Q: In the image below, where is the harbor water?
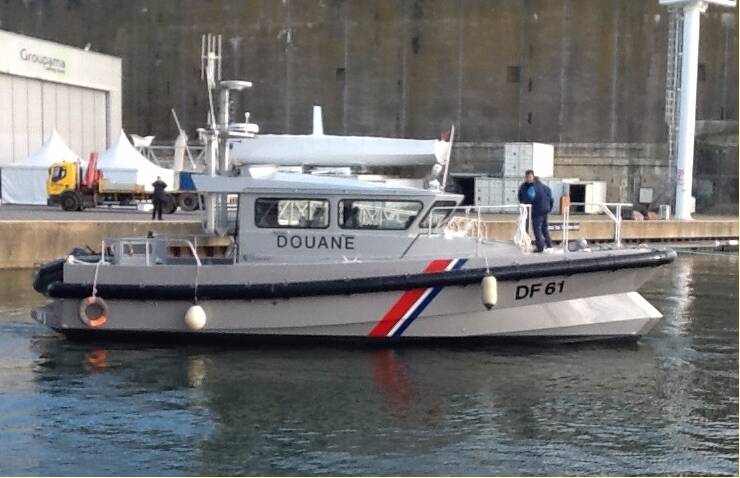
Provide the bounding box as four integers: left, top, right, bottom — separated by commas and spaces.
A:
0, 254, 737, 476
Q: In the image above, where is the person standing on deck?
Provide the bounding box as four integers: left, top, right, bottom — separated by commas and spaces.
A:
151, 176, 168, 221
518, 169, 553, 253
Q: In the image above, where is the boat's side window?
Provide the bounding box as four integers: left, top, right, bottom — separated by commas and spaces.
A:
254, 198, 330, 229
338, 200, 423, 230
419, 200, 458, 229
123, 242, 149, 256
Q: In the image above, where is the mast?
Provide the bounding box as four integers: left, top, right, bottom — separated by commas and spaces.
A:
199, 34, 258, 235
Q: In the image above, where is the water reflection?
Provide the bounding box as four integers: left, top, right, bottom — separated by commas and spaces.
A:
642, 254, 739, 472
28, 336, 698, 475
671, 254, 695, 334
187, 355, 208, 388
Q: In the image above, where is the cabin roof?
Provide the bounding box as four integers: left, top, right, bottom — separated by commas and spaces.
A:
193, 172, 453, 198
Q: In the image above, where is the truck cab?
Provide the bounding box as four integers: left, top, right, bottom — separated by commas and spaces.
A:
47, 162, 79, 196
46, 161, 94, 211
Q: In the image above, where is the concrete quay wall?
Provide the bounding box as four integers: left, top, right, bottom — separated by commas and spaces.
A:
0, 221, 201, 269
1, 1, 736, 144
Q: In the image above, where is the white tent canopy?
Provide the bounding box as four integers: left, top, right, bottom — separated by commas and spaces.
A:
1, 130, 82, 205
98, 131, 174, 192
22, 129, 82, 166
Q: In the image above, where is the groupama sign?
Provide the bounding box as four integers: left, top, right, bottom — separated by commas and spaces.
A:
19, 48, 66, 74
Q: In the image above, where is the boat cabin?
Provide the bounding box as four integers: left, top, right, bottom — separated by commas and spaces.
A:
193, 173, 462, 262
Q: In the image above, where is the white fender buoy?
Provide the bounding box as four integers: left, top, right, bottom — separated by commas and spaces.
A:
482, 275, 497, 310
185, 304, 207, 331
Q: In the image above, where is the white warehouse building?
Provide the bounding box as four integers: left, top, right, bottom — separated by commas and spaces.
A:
0, 30, 121, 166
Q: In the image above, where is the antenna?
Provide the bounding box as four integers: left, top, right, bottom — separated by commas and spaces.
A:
200, 33, 222, 84
201, 34, 222, 127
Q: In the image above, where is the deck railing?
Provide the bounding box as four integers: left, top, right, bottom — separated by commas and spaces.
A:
106, 234, 235, 265
425, 204, 533, 253
426, 201, 633, 253
561, 202, 633, 250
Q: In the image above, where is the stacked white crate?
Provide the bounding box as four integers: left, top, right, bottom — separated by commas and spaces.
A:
473, 143, 555, 209
474, 176, 493, 206
474, 177, 519, 209
502, 178, 521, 206
503, 143, 554, 179
502, 143, 554, 209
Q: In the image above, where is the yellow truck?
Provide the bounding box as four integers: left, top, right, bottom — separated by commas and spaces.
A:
46, 160, 199, 213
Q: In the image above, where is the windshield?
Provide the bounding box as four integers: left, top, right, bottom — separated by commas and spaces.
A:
338, 200, 422, 230
50, 166, 67, 182
419, 200, 458, 229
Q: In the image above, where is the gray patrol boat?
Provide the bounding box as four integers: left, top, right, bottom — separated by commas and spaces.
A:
31, 39, 674, 343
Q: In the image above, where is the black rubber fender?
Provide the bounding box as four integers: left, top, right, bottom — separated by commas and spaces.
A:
47, 249, 676, 301
32, 258, 65, 295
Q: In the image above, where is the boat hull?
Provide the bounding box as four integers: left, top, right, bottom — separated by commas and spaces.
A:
33, 268, 662, 342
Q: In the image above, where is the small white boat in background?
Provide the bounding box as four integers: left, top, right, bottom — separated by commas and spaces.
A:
229, 105, 452, 170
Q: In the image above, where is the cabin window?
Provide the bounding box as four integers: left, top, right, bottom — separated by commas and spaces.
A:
50, 166, 67, 182
419, 200, 458, 229
338, 200, 422, 230
254, 198, 330, 229
123, 242, 150, 256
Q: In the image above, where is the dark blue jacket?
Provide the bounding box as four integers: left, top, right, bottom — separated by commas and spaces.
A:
518, 180, 553, 216
151, 179, 168, 200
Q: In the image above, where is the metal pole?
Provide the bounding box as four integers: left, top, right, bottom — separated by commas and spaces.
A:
312, 105, 324, 135
562, 205, 569, 253
674, 0, 705, 220
441, 125, 455, 191
217, 87, 230, 173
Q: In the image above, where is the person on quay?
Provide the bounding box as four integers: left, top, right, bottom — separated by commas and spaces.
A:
151, 176, 168, 221
518, 169, 553, 253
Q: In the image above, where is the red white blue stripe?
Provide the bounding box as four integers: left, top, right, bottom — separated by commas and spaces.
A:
369, 258, 467, 338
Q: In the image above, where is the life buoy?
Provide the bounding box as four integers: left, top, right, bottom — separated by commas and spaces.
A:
79, 296, 108, 327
